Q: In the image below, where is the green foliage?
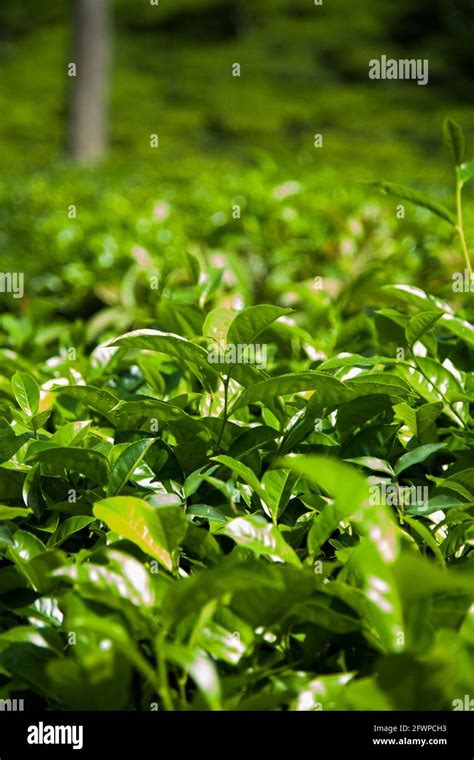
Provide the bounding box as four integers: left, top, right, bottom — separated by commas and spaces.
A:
374, 119, 473, 276
444, 118, 465, 167
372, 181, 456, 226
0, 259, 473, 709
0, 2, 473, 711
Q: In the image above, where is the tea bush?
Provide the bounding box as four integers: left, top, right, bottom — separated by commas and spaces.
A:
0, 119, 473, 711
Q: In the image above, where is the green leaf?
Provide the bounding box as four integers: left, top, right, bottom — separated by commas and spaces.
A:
344, 457, 395, 477
61, 596, 157, 689
399, 357, 467, 424
392, 552, 474, 601
107, 438, 154, 497
182, 523, 223, 564
230, 565, 318, 630
382, 284, 450, 312
221, 515, 301, 566
11, 372, 40, 417
282, 456, 368, 553
0, 525, 15, 547
405, 311, 442, 346
6, 532, 66, 592
291, 599, 361, 634
405, 494, 464, 516
342, 539, 404, 652
163, 559, 285, 625
50, 420, 92, 447
442, 469, 474, 500
394, 443, 447, 476
372, 181, 456, 225
427, 472, 473, 502
203, 307, 236, 344
0, 468, 24, 499
160, 644, 221, 710
0, 431, 31, 464
393, 402, 443, 442
30, 410, 52, 433
187, 504, 229, 523
93, 496, 187, 571
443, 117, 465, 166
346, 373, 412, 400
54, 550, 156, 609
28, 446, 110, 484
439, 313, 474, 348
0, 505, 32, 520
460, 160, 474, 187
47, 654, 132, 711
47, 516, 96, 547
318, 354, 397, 371
227, 305, 292, 345
231, 372, 354, 413
212, 454, 266, 501
197, 620, 247, 665
282, 455, 397, 562
22, 463, 42, 516
291, 672, 360, 711
111, 398, 205, 436
107, 329, 219, 381
0, 644, 56, 699
57, 385, 119, 420
415, 402, 443, 437
0, 626, 54, 650
401, 514, 445, 568
260, 468, 299, 521
227, 426, 279, 460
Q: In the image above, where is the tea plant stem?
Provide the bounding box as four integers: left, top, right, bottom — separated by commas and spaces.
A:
455, 169, 472, 276
156, 640, 175, 711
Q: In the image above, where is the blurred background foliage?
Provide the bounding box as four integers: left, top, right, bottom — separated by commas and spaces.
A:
0, 0, 473, 333
0, 0, 473, 166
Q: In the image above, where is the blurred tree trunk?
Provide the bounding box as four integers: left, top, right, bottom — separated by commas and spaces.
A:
70, 0, 110, 162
